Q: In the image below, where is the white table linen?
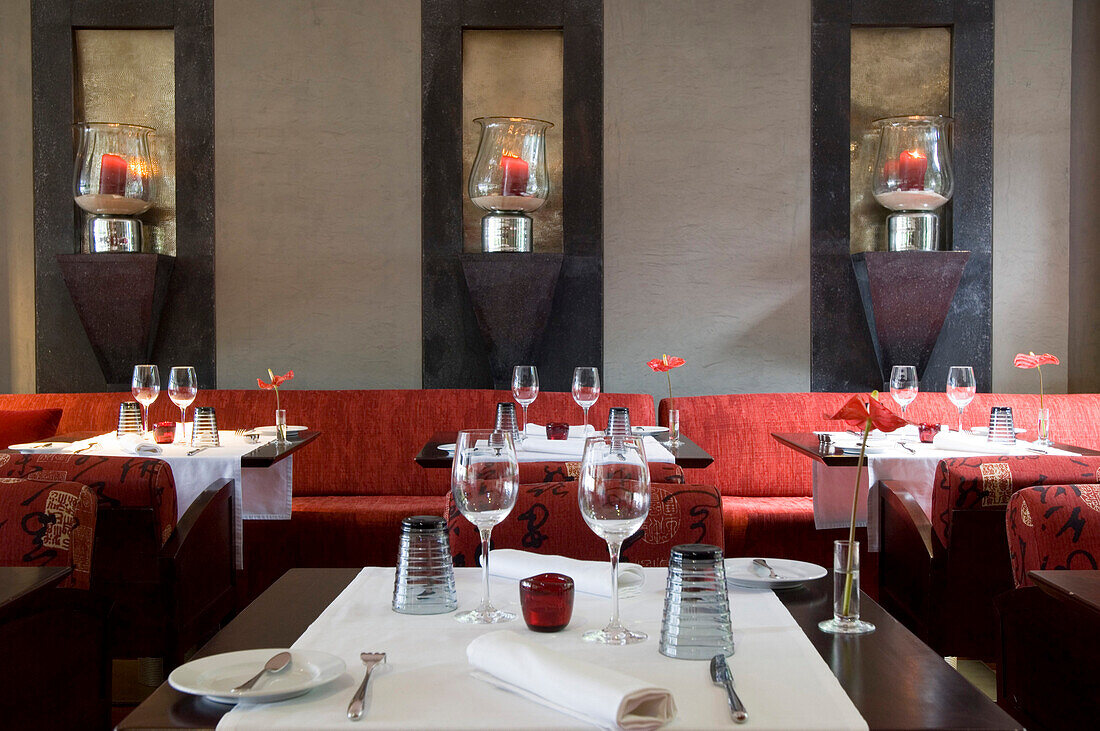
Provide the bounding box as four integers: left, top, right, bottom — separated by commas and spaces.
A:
485, 549, 646, 598
217, 567, 867, 730
515, 433, 676, 464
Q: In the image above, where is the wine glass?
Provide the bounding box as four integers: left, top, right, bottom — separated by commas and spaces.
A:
578, 434, 651, 645
452, 429, 519, 623
131, 364, 160, 436
511, 365, 539, 443
889, 365, 919, 417
946, 366, 976, 432
572, 367, 601, 434
168, 366, 198, 444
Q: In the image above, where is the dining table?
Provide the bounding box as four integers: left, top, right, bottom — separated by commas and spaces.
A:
118, 566, 1019, 730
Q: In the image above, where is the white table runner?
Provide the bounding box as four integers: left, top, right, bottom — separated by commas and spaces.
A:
811, 427, 1077, 550
218, 567, 867, 730
515, 435, 676, 464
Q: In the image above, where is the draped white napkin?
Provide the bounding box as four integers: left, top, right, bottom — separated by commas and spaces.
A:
468, 631, 676, 730
524, 423, 596, 439
117, 433, 163, 455
485, 549, 645, 598
931, 430, 1033, 455
515, 434, 677, 464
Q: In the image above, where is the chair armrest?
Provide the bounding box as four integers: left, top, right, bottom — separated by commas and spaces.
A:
160, 478, 233, 563
880, 480, 933, 560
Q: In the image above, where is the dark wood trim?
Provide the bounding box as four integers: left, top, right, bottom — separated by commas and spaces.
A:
421, 0, 603, 392
31, 0, 215, 392
810, 0, 993, 393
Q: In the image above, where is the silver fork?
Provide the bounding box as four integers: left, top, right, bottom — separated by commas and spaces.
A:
347, 652, 386, 721
73, 441, 98, 454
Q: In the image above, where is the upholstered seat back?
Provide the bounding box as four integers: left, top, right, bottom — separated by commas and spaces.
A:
0, 478, 97, 589
1007, 484, 1100, 587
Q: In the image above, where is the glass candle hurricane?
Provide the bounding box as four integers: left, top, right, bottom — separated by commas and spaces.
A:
871, 116, 953, 212
73, 122, 156, 216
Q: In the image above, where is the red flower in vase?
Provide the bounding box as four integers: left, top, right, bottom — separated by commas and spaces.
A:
258, 369, 294, 411
1013, 352, 1060, 411
647, 354, 685, 412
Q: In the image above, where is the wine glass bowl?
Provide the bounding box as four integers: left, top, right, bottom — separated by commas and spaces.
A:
946, 366, 977, 432
511, 365, 539, 442
131, 364, 160, 436
578, 435, 650, 645
452, 429, 519, 624
571, 367, 601, 434
168, 366, 198, 445
889, 365, 919, 416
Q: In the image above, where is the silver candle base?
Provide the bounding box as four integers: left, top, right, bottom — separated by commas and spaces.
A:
887, 211, 939, 251
86, 216, 144, 253
481, 211, 532, 253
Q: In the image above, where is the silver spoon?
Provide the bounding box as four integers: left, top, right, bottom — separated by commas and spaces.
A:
752, 558, 780, 579
231, 651, 291, 693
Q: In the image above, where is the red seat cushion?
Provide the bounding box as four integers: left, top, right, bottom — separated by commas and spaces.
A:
0, 409, 63, 448
722, 495, 866, 569
1007, 484, 1100, 587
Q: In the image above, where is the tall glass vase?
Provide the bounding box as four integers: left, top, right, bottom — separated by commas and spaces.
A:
819, 540, 875, 634
1037, 408, 1053, 446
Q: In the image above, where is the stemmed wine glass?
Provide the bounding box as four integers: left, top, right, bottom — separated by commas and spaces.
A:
572, 367, 601, 435
452, 429, 519, 623
578, 434, 651, 645
889, 365, 919, 417
946, 366, 976, 432
168, 366, 198, 444
511, 365, 539, 443
131, 364, 160, 437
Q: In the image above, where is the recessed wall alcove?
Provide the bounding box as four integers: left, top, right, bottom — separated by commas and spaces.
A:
422, 0, 603, 392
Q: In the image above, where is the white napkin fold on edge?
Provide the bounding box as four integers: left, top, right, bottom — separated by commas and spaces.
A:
524, 423, 597, 439
517, 436, 587, 457
484, 549, 645, 597
117, 433, 163, 455
467, 630, 676, 731
931, 430, 1027, 455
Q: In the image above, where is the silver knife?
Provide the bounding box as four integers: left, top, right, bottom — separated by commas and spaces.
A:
187, 446, 208, 456
711, 654, 748, 723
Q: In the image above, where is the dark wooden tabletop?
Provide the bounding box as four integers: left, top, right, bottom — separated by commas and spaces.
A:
0, 566, 72, 612
118, 568, 1019, 730
1029, 570, 1100, 616
415, 430, 715, 469
771, 431, 1100, 467
48, 430, 320, 468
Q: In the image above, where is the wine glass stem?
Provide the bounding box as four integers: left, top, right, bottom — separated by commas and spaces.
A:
479, 527, 493, 610
607, 540, 622, 627
521, 404, 529, 433
957, 406, 964, 432
178, 406, 187, 443
142, 404, 149, 435
582, 405, 590, 431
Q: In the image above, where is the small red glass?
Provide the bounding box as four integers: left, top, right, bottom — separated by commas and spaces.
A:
519, 573, 574, 632
153, 421, 176, 444
545, 422, 569, 440
918, 423, 940, 443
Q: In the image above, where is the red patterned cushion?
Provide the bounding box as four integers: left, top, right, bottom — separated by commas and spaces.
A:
0, 409, 63, 449
0, 453, 177, 547
931, 456, 1100, 549
1007, 484, 1100, 587
445, 481, 723, 568
518, 461, 683, 485
0, 478, 97, 589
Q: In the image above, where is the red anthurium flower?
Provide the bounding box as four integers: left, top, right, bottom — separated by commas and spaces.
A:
647, 354, 686, 411
1013, 352, 1059, 369
258, 369, 295, 410
828, 393, 908, 433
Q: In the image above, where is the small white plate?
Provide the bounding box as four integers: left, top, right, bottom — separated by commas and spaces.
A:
252, 425, 308, 436
632, 426, 667, 435
838, 443, 893, 455
971, 426, 1027, 436
7, 441, 67, 453
168, 648, 345, 704
725, 558, 827, 590
437, 443, 456, 452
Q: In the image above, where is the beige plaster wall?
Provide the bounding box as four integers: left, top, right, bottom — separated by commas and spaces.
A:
992, 0, 1073, 395
603, 0, 812, 399
0, 1, 34, 394
213, 0, 422, 389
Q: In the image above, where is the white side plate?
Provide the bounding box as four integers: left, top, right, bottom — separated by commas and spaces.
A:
7, 442, 67, 453
725, 558, 827, 590
168, 648, 345, 704
252, 425, 308, 436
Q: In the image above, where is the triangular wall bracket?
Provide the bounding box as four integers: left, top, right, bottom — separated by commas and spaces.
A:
852, 251, 969, 385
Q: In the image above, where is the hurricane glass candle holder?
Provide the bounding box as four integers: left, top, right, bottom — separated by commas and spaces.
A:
73, 122, 156, 253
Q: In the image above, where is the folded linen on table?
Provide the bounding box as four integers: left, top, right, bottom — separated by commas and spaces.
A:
486, 549, 645, 597
468, 630, 676, 731
514, 434, 676, 464
118, 433, 163, 455
930, 431, 1077, 455
525, 423, 596, 439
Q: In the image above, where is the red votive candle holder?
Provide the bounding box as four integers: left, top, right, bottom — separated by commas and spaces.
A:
519, 573, 574, 632
153, 421, 176, 444
546, 422, 569, 440
918, 423, 940, 443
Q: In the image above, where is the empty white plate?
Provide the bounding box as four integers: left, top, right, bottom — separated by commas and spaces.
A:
252, 425, 308, 436
725, 558, 827, 590
168, 648, 345, 704
437, 443, 456, 452
971, 426, 1026, 436
7, 441, 67, 453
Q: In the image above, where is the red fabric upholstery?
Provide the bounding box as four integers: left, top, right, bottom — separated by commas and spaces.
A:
0, 453, 177, 547
0, 408, 63, 448
931, 455, 1100, 550
0, 478, 97, 589
1007, 484, 1100, 587
445, 481, 724, 567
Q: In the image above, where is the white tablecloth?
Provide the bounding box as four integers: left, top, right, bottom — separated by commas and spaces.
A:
218, 567, 867, 730
53, 431, 292, 567
516, 434, 677, 464
811, 427, 1077, 550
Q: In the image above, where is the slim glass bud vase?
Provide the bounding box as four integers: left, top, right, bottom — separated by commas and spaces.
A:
663, 409, 682, 447
275, 409, 288, 444
1037, 408, 1052, 446
819, 540, 875, 634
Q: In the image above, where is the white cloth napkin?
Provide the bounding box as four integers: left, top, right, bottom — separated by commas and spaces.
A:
485, 549, 645, 597
931, 431, 1029, 455
525, 423, 597, 439
518, 435, 587, 458
117, 433, 163, 455
468, 631, 676, 731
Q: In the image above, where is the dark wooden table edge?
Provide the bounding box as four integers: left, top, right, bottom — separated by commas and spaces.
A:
0, 566, 73, 612
1029, 569, 1100, 615
415, 430, 715, 469
44, 430, 319, 469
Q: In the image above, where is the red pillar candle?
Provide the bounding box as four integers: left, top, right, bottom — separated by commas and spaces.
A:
897, 150, 928, 190
501, 154, 529, 196
98, 153, 128, 196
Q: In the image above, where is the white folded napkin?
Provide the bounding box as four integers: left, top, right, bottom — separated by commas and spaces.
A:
117, 433, 163, 455
468, 631, 676, 731
517, 436, 586, 458
931, 430, 1025, 455
485, 549, 645, 597
524, 423, 597, 439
